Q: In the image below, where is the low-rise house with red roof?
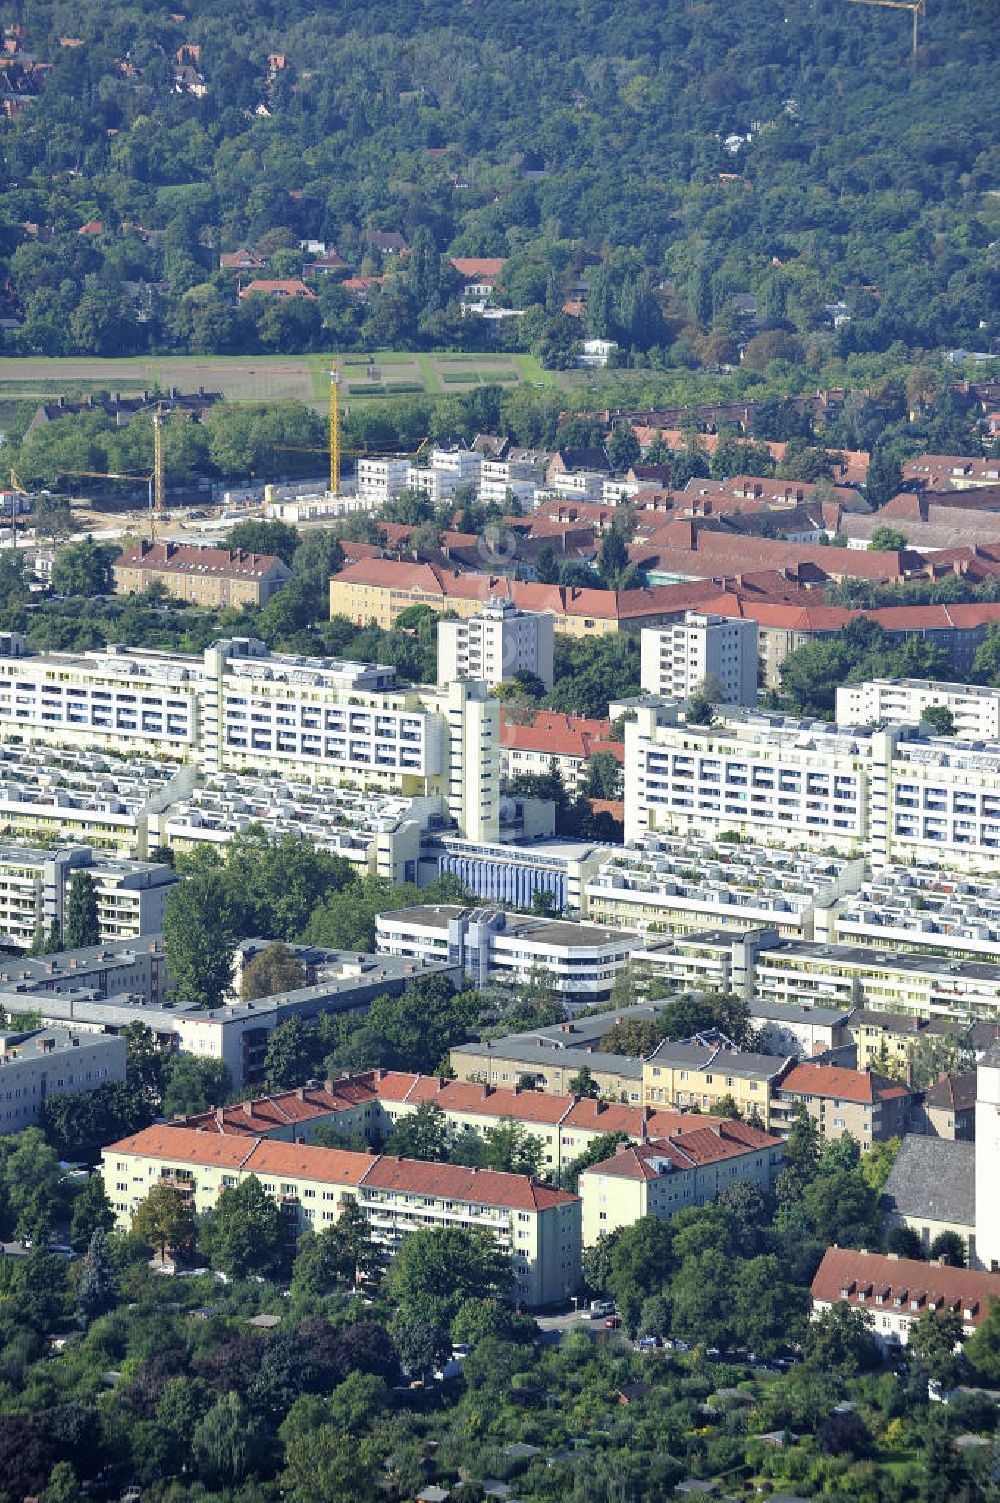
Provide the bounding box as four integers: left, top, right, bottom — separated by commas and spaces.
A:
237, 278, 316, 300
499, 708, 623, 792
220, 248, 268, 272
450, 257, 507, 303
811, 1247, 1000, 1351
113, 541, 291, 609
770, 1061, 911, 1147
578, 1120, 784, 1243
102, 1125, 581, 1304
306, 248, 348, 276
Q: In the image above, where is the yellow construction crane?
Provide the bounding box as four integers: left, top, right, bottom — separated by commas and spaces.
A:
848, 0, 925, 56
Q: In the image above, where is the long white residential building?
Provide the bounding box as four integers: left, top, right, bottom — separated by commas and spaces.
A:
640, 614, 759, 707
624, 702, 1000, 868
437, 599, 554, 691
837, 678, 1000, 738
375, 903, 637, 1002
636, 925, 1000, 1024
0, 636, 501, 844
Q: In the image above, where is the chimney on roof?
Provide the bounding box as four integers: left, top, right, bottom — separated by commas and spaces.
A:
243, 1100, 254, 1116
215, 1107, 224, 1124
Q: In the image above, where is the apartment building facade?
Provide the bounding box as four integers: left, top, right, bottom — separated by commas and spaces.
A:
811, 1247, 1000, 1351
113, 542, 291, 608
578, 1122, 783, 1244
638, 924, 1000, 1026
836, 678, 1000, 738
500, 710, 622, 795
641, 1041, 790, 1128
0, 638, 500, 843
102, 1127, 581, 1306
0, 844, 176, 949
639, 613, 759, 707
770, 1061, 910, 1147
437, 600, 554, 691
625, 702, 1000, 868
0, 1026, 125, 1132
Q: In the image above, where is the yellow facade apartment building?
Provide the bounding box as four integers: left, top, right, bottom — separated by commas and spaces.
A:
114, 542, 291, 608
103, 1125, 581, 1307
578, 1122, 783, 1245
329, 558, 698, 639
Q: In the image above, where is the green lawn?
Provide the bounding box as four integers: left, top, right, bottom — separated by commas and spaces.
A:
0, 348, 579, 414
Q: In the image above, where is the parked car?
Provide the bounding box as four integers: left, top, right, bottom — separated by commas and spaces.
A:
604, 1315, 621, 1329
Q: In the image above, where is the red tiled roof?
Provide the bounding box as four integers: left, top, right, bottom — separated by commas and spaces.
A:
376, 1073, 573, 1125
184, 1079, 378, 1135
777, 1063, 909, 1105
114, 542, 287, 581
812, 1247, 1000, 1327
362, 1155, 577, 1212
500, 709, 624, 764
450, 257, 506, 280
220, 249, 266, 270
243, 1139, 375, 1185
582, 1120, 780, 1181
238, 278, 317, 299
105, 1126, 259, 1168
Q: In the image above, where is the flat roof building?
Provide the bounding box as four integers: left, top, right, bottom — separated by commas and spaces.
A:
0, 1025, 125, 1132
375, 904, 637, 1003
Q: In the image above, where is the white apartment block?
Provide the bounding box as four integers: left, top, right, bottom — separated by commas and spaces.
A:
837, 679, 1000, 739
406, 448, 482, 504
832, 866, 1000, 961
355, 457, 411, 507
546, 470, 606, 501
103, 1127, 581, 1306
478, 453, 550, 508
0, 844, 176, 949
624, 704, 885, 849
625, 702, 1000, 869
375, 903, 636, 1001
437, 600, 554, 691
0, 638, 500, 843
640, 614, 759, 707
0, 1026, 126, 1132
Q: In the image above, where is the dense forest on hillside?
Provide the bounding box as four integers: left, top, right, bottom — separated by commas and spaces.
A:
0, 0, 996, 361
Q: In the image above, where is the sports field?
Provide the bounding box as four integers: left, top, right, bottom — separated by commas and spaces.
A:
0, 351, 576, 409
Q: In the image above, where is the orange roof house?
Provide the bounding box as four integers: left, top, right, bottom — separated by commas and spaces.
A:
238, 278, 316, 300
